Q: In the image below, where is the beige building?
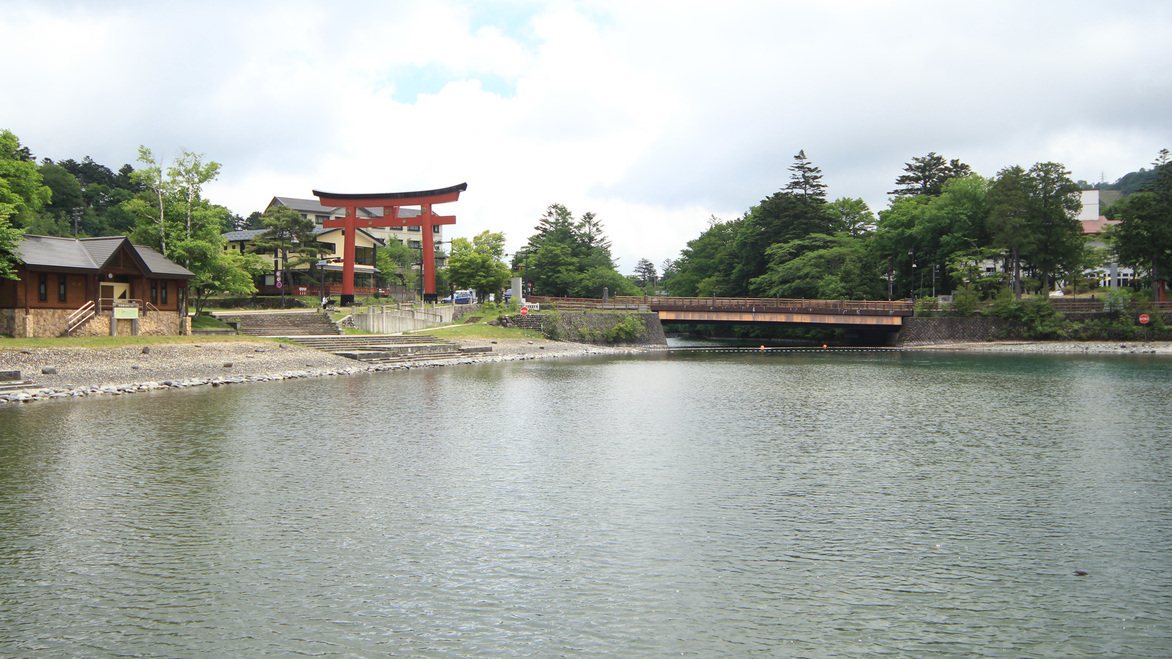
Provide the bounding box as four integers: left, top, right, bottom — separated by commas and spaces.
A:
266, 196, 443, 252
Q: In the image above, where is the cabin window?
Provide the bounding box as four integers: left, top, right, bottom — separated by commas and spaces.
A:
58, 275, 67, 302
150, 280, 158, 305
38, 274, 47, 302
161, 281, 168, 305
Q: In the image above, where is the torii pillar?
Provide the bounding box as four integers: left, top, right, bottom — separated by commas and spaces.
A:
314, 183, 467, 305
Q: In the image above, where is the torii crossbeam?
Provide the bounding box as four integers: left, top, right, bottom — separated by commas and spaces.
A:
314, 183, 467, 304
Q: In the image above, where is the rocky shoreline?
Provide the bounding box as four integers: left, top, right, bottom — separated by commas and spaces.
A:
908, 340, 1172, 354
3, 338, 1167, 405
0, 339, 635, 405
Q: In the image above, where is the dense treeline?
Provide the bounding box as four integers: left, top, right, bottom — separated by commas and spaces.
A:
658, 149, 1172, 305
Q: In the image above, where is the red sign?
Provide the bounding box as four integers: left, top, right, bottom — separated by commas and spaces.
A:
520, 306, 529, 316
1139, 313, 1150, 325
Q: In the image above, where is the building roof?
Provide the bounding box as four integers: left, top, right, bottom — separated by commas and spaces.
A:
15, 235, 194, 279
223, 226, 385, 246
269, 196, 422, 219
1081, 217, 1121, 235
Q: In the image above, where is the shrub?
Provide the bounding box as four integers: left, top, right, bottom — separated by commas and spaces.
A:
948, 286, 981, 316
603, 314, 644, 342
914, 297, 939, 315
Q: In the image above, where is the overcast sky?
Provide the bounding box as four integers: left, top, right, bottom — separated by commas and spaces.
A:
3, 0, 1170, 272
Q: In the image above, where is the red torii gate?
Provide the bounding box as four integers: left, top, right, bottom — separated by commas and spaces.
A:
313, 183, 467, 304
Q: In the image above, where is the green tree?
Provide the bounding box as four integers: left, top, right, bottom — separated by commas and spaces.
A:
249, 205, 323, 300
188, 243, 269, 316
986, 165, 1031, 298
873, 174, 989, 298
375, 238, 417, 287
0, 216, 22, 280
444, 230, 511, 301
633, 257, 657, 290
35, 162, 83, 236
828, 197, 876, 237
1112, 149, 1172, 299
1021, 162, 1084, 294
521, 204, 630, 297
890, 152, 973, 197
785, 149, 828, 201
750, 233, 883, 300
128, 146, 172, 254
0, 130, 52, 227
168, 151, 223, 245
664, 215, 741, 296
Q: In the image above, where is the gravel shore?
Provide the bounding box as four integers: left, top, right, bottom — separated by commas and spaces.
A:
908, 340, 1172, 354
0, 338, 636, 404
3, 338, 1166, 404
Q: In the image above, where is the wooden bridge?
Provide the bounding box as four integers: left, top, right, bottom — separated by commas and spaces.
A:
528, 296, 914, 329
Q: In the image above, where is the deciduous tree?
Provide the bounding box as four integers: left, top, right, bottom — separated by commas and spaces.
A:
444, 230, 511, 301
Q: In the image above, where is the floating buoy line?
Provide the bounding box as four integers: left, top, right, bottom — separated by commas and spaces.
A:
654, 346, 903, 354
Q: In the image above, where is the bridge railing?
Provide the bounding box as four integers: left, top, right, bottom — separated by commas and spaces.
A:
615, 295, 914, 313
528, 295, 913, 313
526, 296, 648, 311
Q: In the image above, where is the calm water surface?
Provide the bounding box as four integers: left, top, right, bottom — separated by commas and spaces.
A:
1, 349, 1170, 657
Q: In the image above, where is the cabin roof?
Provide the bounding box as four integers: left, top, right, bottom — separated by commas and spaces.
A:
15, 235, 194, 279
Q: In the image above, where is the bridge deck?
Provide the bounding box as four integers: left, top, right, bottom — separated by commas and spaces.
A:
529, 296, 912, 328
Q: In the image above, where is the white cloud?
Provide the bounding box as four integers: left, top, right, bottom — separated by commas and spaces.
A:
2, 0, 1170, 274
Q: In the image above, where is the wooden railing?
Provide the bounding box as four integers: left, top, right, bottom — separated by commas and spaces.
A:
529, 295, 914, 313
66, 300, 96, 335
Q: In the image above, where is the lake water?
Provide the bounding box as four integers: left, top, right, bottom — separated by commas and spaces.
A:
1, 348, 1170, 657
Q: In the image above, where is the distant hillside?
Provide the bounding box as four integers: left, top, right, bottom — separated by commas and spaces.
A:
1100, 168, 1158, 196
1080, 165, 1159, 216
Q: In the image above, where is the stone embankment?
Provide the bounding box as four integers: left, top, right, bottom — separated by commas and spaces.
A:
1, 339, 634, 405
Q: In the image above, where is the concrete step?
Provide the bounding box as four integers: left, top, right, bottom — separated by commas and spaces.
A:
213, 310, 341, 337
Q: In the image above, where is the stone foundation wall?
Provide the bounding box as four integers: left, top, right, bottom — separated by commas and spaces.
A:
1, 308, 186, 338
0, 309, 14, 337
896, 316, 1005, 345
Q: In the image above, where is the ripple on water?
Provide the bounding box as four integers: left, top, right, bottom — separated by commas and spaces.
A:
1, 352, 1171, 656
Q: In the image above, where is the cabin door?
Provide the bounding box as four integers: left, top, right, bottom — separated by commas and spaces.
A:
101, 283, 130, 301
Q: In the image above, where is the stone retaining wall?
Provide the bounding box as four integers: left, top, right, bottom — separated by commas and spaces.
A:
896, 316, 1005, 345
546, 312, 667, 346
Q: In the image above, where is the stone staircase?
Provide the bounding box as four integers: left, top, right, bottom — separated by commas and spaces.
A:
285, 334, 492, 366
515, 313, 548, 332
212, 310, 341, 336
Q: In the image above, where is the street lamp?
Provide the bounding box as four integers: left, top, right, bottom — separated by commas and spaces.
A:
280, 233, 299, 309
909, 249, 917, 302
316, 257, 341, 307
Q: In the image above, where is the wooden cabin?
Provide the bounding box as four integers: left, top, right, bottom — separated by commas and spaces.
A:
0, 235, 194, 338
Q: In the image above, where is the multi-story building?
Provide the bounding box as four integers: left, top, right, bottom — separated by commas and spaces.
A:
266, 196, 443, 253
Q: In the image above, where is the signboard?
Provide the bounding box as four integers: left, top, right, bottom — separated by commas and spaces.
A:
1139, 313, 1150, 325
275, 271, 283, 289
520, 306, 529, 316
114, 306, 139, 320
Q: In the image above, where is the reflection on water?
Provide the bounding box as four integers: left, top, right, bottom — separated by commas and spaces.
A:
2, 351, 1171, 656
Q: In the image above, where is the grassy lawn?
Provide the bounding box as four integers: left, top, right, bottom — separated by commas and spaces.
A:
412, 324, 543, 341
